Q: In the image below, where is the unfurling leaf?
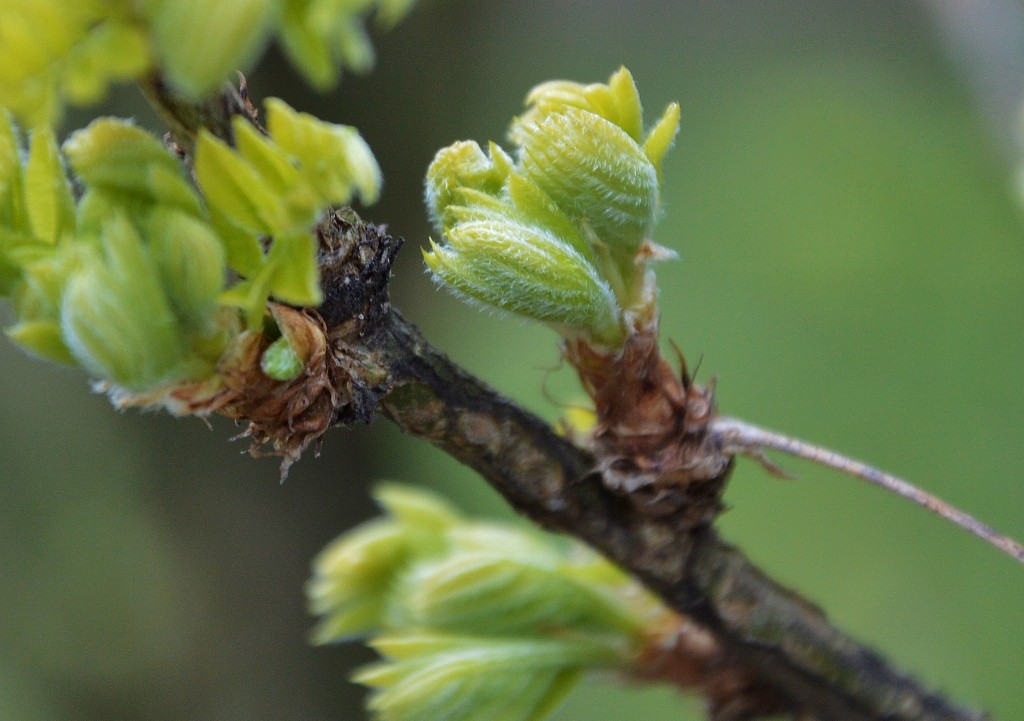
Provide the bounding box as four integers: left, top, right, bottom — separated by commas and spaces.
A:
423, 220, 622, 345
309, 485, 669, 721
60, 214, 186, 389
423, 68, 680, 346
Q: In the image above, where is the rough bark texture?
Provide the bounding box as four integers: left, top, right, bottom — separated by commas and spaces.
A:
139, 77, 988, 721
369, 308, 983, 721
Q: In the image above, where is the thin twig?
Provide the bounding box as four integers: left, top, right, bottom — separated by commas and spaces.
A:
711, 416, 1024, 564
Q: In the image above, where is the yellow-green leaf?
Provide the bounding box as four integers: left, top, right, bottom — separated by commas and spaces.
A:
194, 130, 288, 234
265, 98, 381, 206
139, 0, 277, 97
147, 208, 226, 330
5, 319, 76, 365
23, 127, 74, 244
265, 231, 322, 306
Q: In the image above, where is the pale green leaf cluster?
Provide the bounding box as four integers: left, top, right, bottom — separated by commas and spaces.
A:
424, 67, 680, 346
0, 113, 236, 388
0, 0, 416, 127
0, 102, 379, 391
197, 98, 381, 320
0, 0, 150, 127
309, 484, 666, 721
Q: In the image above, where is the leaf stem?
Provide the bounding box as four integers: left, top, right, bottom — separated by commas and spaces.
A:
711, 416, 1024, 564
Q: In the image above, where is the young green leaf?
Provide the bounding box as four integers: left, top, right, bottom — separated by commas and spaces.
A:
60, 214, 187, 389
310, 485, 670, 721
63, 118, 202, 216
23, 127, 75, 245
138, 0, 277, 97
423, 220, 622, 344
357, 635, 615, 721
195, 129, 291, 235
277, 0, 417, 90
147, 208, 227, 331
265, 98, 381, 206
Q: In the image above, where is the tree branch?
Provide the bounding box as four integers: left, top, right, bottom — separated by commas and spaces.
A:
369, 309, 982, 721
137, 76, 987, 721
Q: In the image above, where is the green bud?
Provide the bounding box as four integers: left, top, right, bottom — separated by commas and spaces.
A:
423, 220, 623, 345
400, 550, 644, 636
309, 520, 413, 642
521, 66, 644, 142
60, 214, 185, 389
425, 140, 513, 228
259, 334, 303, 381
514, 106, 659, 257
309, 484, 457, 642
139, 0, 276, 97
423, 68, 680, 344
310, 485, 669, 721
509, 67, 679, 263
256, 303, 323, 381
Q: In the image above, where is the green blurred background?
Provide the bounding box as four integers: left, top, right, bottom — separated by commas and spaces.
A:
2, 1, 1022, 719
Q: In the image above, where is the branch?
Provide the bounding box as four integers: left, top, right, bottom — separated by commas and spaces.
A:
137, 77, 987, 721
369, 309, 982, 721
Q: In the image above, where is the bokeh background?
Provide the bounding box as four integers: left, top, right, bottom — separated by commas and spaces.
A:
2, 1, 1023, 719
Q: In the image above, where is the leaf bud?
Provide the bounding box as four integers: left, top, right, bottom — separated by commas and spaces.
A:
309, 485, 457, 642
514, 106, 659, 260
63, 118, 203, 217
356, 634, 617, 721
423, 219, 622, 345
425, 140, 513, 228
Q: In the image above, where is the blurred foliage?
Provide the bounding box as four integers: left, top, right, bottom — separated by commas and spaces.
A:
1, 2, 1022, 721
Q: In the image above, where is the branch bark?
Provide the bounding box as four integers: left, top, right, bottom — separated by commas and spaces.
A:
139, 76, 987, 721
369, 308, 982, 721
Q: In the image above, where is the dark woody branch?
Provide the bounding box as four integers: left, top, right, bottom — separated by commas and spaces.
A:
309, 209, 982, 720
369, 307, 982, 721
141, 77, 987, 721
